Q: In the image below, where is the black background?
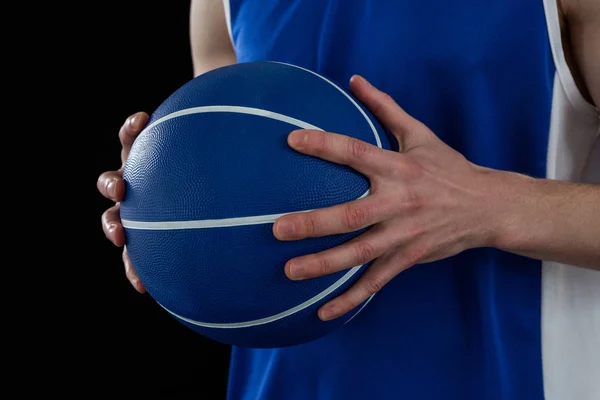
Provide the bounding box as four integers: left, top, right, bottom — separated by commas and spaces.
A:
82, 1, 231, 395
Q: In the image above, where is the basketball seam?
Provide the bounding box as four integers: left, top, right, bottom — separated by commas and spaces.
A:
123, 63, 381, 330
123, 63, 381, 229
270, 61, 382, 148
159, 264, 365, 328
140, 105, 323, 135
122, 190, 370, 229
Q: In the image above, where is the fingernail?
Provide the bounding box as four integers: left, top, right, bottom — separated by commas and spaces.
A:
287, 260, 306, 280
320, 304, 336, 321
130, 278, 141, 291
276, 220, 295, 238
288, 130, 306, 149
357, 75, 371, 86
106, 179, 116, 198
129, 113, 141, 130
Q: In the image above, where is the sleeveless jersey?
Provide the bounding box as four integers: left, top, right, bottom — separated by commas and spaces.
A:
220, 1, 600, 399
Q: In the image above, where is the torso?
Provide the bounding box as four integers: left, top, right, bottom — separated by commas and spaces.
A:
221, 1, 600, 399
558, 0, 592, 104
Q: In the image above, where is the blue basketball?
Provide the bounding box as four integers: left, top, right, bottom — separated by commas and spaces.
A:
121, 61, 394, 348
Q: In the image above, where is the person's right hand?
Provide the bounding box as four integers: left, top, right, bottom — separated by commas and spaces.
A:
98, 111, 149, 293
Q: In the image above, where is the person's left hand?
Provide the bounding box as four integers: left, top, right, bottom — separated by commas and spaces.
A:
273, 75, 499, 321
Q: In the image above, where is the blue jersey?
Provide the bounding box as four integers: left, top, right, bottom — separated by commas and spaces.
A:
222, 1, 600, 399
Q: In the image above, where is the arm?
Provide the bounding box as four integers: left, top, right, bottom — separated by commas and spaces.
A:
189, 0, 237, 77
236, 0, 599, 321
98, 0, 237, 293
271, 73, 599, 320
485, 170, 600, 269
489, 0, 600, 269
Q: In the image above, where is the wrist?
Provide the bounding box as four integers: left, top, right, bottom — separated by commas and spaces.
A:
469, 166, 538, 251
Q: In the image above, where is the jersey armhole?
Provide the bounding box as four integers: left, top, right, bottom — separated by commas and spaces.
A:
542, 0, 599, 120
222, 0, 234, 47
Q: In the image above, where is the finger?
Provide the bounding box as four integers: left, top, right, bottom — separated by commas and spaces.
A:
101, 203, 125, 247
285, 224, 391, 280
123, 247, 146, 293
119, 112, 149, 164
287, 129, 394, 177
273, 193, 393, 241
349, 75, 432, 151
318, 245, 427, 321
97, 170, 125, 202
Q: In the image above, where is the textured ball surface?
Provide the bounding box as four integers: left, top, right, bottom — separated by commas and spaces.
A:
121, 61, 393, 348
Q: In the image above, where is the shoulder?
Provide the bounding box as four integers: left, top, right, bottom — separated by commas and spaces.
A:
560, 0, 600, 24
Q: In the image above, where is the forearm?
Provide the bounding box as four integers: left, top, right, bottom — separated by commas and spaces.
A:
483, 169, 600, 269
193, 54, 237, 77
189, 0, 237, 77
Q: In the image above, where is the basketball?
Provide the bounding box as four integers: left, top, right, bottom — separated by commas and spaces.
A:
120, 61, 394, 348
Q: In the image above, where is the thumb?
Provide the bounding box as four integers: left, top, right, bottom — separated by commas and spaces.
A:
350, 75, 434, 151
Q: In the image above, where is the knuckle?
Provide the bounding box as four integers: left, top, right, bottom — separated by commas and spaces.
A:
102, 204, 120, 225
343, 204, 369, 230
364, 278, 384, 295
372, 93, 395, 114
312, 131, 328, 153
405, 222, 424, 237
120, 114, 143, 143
303, 215, 319, 236
354, 241, 376, 263
317, 256, 333, 276
126, 113, 141, 130
124, 263, 136, 280
381, 92, 395, 105
402, 159, 424, 180
402, 190, 423, 210
408, 246, 429, 265
97, 171, 107, 184
102, 206, 113, 222
97, 174, 108, 193
118, 125, 130, 144
97, 171, 118, 187
101, 210, 109, 227
341, 294, 361, 312
347, 138, 370, 160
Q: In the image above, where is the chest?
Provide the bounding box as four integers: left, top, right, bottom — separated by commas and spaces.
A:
228, 0, 551, 83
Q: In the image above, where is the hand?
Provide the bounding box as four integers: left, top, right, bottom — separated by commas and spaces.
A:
273, 76, 497, 321
98, 112, 149, 293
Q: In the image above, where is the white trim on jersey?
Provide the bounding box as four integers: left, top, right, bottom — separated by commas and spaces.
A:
221, 1, 600, 397
222, 0, 234, 46
542, 1, 600, 400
